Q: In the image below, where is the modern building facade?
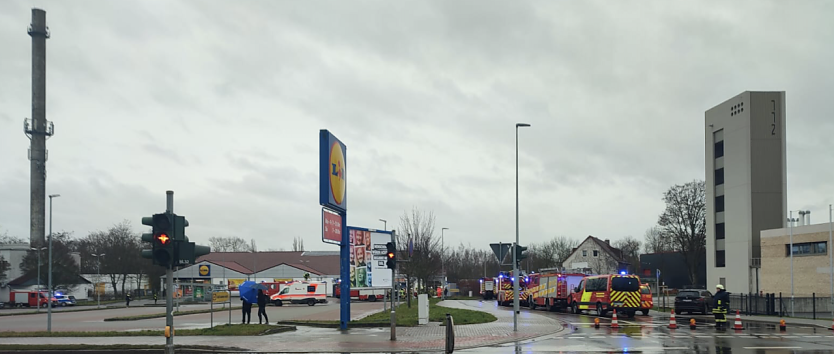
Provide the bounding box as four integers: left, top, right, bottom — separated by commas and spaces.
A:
705, 91, 787, 295
760, 221, 833, 296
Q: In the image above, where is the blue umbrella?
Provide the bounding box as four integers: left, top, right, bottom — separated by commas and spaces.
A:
238, 281, 266, 304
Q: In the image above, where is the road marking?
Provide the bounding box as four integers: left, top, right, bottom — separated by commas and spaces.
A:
744, 347, 802, 350
588, 336, 606, 339
695, 335, 712, 338
803, 336, 821, 338
568, 336, 585, 339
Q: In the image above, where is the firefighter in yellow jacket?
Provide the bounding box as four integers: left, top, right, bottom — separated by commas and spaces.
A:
712, 284, 730, 330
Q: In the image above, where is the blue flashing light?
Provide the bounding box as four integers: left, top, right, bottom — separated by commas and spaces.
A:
524, 277, 529, 282
620, 271, 627, 275
511, 277, 515, 282
479, 279, 483, 283
499, 274, 504, 279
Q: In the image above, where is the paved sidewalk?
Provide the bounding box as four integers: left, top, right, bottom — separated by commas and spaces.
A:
0, 300, 564, 353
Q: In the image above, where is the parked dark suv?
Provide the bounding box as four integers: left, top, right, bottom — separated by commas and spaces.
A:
674, 289, 713, 314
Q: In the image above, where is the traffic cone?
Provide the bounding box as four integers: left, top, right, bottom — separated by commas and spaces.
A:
594, 318, 600, 329
668, 309, 677, 329
829, 318, 833, 331
779, 319, 787, 331
733, 310, 743, 330
690, 318, 697, 330
611, 309, 620, 329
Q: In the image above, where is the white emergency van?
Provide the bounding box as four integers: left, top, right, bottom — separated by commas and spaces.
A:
270, 281, 327, 306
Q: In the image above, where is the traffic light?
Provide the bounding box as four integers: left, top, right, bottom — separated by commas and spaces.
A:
174, 233, 211, 267
141, 213, 174, 267
385, 242, 396, 269
514, 244, 528, 266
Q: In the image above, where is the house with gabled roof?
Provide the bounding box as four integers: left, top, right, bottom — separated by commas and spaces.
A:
561, 236, 629, 275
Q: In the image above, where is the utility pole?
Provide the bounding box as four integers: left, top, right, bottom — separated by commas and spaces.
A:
165, 191, 175, 354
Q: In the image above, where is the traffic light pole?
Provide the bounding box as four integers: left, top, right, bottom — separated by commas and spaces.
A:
165, 191, 175, 354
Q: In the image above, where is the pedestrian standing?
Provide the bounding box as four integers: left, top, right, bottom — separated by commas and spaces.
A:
257, 289, 269, 324
241, 297, 252, 324
153, 292, 158, 305
713, 284, 730, 330
125, 293, 131, 308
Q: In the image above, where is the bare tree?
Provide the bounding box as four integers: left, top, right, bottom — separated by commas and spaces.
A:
19, 232, 80, 291
613, 236, 642, 274
208, 236, 253, 252
657, 180, 706, 285
0, 255, 10, 282
643, 226, 673, 254
395, 207, 442, 294
292, 237, 305, 252
77, 221, 142, 296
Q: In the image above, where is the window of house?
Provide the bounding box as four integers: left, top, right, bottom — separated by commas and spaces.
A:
716, 223, 725, 240
786, 241, 828, 256
715, 196, 725, 212
593, 250, 599, 257
715, 168, 724, 185
714, 141, 724, 158
582, 250, 587, 257
715, 250, 725, 267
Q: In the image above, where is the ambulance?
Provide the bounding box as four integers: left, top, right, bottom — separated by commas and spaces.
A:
270, 281, 327, 306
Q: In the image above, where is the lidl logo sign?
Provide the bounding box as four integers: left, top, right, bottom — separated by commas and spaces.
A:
319, 130, 347, 212
199, 264, 211, 277
329, 142, 346, 205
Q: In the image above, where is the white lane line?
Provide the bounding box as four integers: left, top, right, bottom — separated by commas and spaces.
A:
803, 336, 821, 338
568, 336, 585, 339
744, 347, 802, 350
588, 336, 606, 339
695, 335, 712, 338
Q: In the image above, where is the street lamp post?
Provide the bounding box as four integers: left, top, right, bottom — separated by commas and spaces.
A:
829, 204, 833, 319
91, 254, 105, 308
30, 246, 47, 313
514, 122, 531, 332
441, 227, 449, 299
47, 193, 60, 333
379, 219, 387, 231
788, 211, 797, 317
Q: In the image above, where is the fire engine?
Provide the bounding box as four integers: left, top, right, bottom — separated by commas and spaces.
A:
525, 270, 586, 312
496, 272, 530, 307
479, 277, 495, 300
569, 273, 642, 317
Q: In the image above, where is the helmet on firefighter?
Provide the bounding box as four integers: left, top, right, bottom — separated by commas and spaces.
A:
715, 284, 724, 290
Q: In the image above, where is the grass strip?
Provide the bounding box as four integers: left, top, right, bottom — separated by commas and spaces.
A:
0, 305, 129, 317
0, 323, 295, 337
104, 306, 242, 321
279, 298, 497, 328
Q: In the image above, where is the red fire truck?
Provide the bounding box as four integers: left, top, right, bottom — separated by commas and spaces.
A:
9, 291, 57, 308
525, 271, 586, 312
496, 272, 530, 307
479, 277, 495, 300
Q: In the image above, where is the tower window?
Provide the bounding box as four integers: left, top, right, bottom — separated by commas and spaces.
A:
714, 141, 724, 158
716, 223, 725, 240
715, 196, 725, 212
715, 168, 724, 185
716, 250, 726, 267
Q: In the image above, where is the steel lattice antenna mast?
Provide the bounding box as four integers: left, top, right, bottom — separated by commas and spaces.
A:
24, 8, 54, 247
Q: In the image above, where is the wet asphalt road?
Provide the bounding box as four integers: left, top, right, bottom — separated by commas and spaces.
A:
461, 302, 834, 353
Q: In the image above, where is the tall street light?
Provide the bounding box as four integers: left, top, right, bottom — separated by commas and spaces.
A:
47, 193, 60, 333
30, 246, 47, 313
91, 253, 105, 309
788, 211, 798, 317
441, 227, 449, 299
379, 219, 387, 231
829, 204, 833, 319
514, 122, 530, 332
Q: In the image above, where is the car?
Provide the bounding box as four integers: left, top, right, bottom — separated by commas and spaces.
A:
54, 295, 76, 306
674, 289, 713, 315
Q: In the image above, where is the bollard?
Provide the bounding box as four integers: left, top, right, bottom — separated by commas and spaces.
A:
390, 310, 396, 341
445, 313, 455, 353
690, 318, 696, 330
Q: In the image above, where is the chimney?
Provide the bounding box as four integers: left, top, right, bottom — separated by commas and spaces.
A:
806, 211, 811, 225
798, 211, 806, 226
604, 239, 610, 245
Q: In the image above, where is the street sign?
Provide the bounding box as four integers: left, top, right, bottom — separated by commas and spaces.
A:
322, 208, 342, 245
212, 291, 230, 303
490, 242, 511, 265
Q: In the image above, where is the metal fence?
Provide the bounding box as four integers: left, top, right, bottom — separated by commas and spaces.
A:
727, 293, 833, 320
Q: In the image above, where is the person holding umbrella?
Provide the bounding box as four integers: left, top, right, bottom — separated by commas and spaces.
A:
241, 297, 252, 324
257, 289, 269, 324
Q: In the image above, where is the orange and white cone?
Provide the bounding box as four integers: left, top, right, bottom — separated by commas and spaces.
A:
668, 309, 677, 329
611, 309, 619, 329
733, 310, 743, 330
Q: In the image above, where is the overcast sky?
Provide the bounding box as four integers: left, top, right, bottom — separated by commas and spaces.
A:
1, 0, 833, 253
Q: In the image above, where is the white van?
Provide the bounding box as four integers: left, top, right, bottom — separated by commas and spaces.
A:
270, 281, 327, 306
